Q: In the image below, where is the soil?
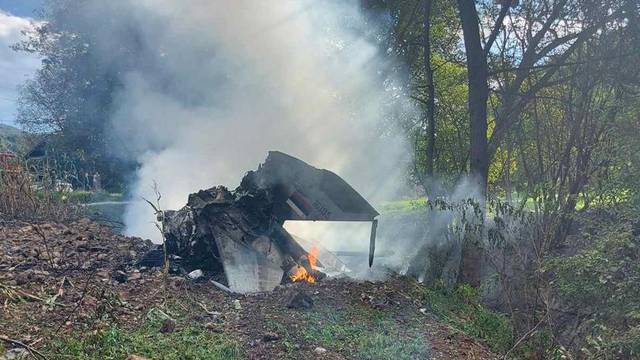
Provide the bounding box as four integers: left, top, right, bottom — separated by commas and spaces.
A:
0, 219, 496, 359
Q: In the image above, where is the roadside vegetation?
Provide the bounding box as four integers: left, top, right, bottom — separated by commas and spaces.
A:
46, 321, 243, 360
420, 283, 513, 354
6, 280, 509, 360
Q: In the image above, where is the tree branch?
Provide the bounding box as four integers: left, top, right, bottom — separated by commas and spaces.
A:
484, 1, 513, 57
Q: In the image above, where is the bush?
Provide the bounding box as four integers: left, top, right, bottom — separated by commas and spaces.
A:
0, 161, 79, 221
545, 209, 640, 358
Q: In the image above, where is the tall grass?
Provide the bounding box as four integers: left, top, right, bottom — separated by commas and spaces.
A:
0, 160, 79, 221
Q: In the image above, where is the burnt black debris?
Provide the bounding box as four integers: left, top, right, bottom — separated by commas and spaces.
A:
160, 151, 379, 293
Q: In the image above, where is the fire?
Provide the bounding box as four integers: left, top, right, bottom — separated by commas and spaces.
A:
290, 265, 316, 283
308, 246, 319, 269
289, 247, 320, 283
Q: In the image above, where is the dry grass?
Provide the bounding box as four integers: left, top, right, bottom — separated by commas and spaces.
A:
0, 161, 79, 221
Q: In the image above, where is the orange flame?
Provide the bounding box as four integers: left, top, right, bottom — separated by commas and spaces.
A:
289, 247, 320, 283
308, 246, 319, 269
290, 265, 316, 283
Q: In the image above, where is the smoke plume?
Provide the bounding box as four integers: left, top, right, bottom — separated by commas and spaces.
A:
82, 1, 418, 241
40, 0, 490, 282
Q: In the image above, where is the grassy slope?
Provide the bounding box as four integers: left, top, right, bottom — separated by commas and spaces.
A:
40, 280, 509, 360
45, 317, 244, 360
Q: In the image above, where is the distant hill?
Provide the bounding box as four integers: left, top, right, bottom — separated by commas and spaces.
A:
0, 123, 29, 154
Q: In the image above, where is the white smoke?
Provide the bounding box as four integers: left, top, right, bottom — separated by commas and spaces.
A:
92, 1, 417, 241
286, 177, 484, 281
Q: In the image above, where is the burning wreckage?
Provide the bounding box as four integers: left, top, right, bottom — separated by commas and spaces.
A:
155, 151, 379, 293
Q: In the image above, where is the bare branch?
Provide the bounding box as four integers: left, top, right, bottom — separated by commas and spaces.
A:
484, 1, 513, 56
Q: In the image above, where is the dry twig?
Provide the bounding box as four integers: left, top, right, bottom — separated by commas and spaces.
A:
0, 283, 67, 307
32, 225, 56, 271
502, 312, 549, 359
54, 271, 95, 334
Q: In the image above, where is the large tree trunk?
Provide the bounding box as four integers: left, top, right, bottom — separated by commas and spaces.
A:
456, 0, 490, 287
457, 0, 490, 195
423, 0, 436, 178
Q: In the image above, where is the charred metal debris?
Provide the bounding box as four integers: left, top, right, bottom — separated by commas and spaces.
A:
145, 151, 379, 293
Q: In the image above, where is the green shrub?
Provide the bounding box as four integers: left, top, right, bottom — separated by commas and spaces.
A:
545, 212, 640, 358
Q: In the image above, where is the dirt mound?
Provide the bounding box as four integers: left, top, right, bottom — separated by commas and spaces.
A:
0, 219, 160, 338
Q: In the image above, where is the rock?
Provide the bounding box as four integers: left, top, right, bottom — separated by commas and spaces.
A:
261, 332, 281, 342
187, 269, 203, 280
233, 299, 242, 310
286, 290, 313, 310
314, 347, 327, 355
159, 319, 176, 333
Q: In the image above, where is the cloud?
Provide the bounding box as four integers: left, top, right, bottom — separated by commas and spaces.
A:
0, 10, 41, 125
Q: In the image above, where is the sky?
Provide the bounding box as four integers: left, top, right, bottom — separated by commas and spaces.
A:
0, 0, 44, 126
0, 0, 43, 17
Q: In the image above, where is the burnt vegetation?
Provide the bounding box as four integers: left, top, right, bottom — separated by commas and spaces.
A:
1, 0, 640, 359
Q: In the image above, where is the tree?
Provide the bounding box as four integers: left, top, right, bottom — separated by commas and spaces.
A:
456, 0, 490, 194
13, 1, 136, 190
365, 0, 468, 185
455, 0, 633, 193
